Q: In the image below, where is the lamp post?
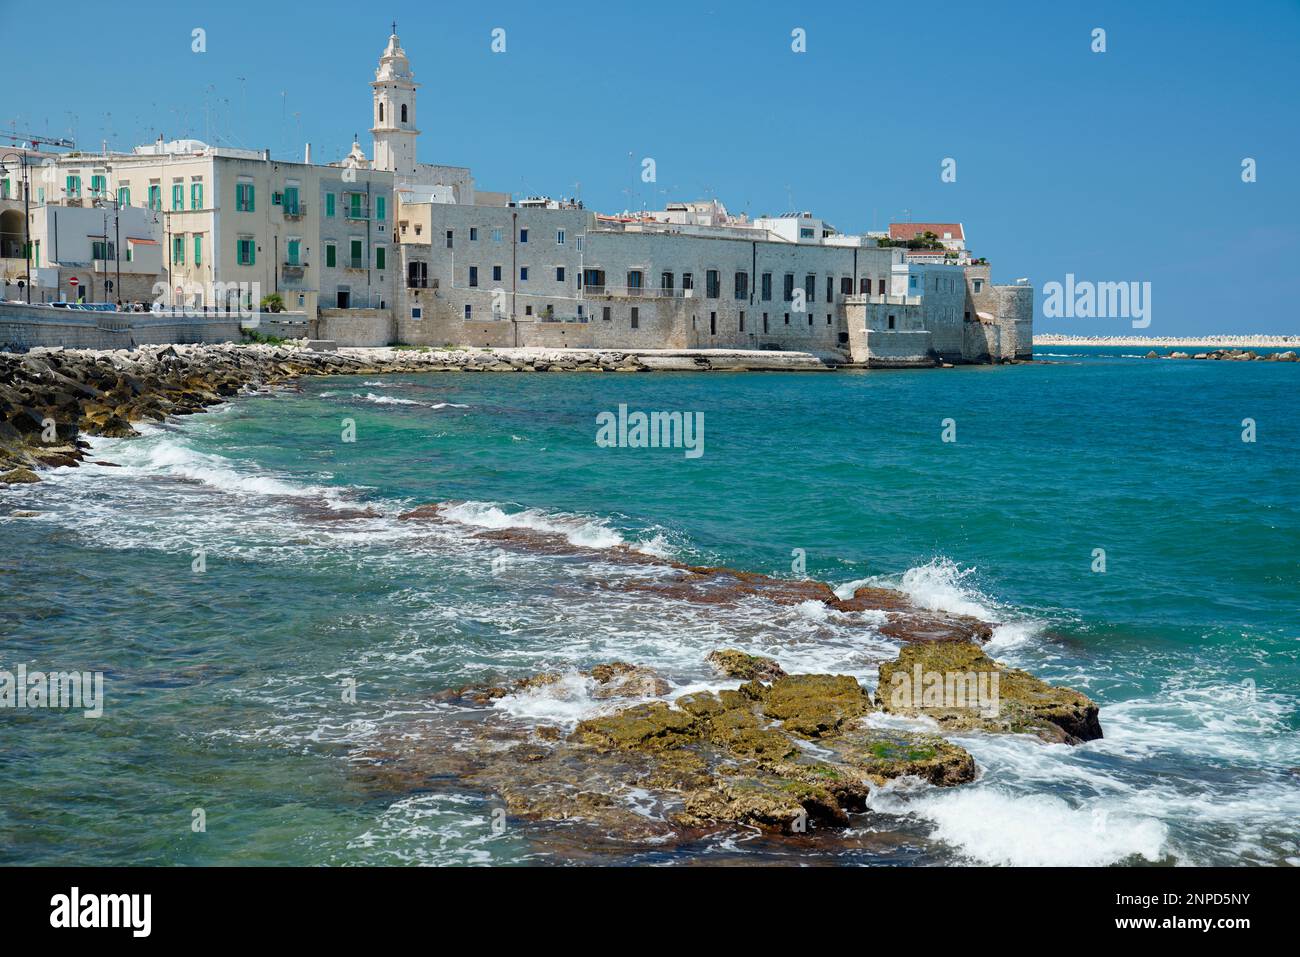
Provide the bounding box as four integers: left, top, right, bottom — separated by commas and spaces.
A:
1, 149, 32, 303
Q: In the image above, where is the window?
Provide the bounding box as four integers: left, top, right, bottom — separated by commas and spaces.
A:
90, 174, 106, 197
631, 307, 640, 328
283, 185, 299, 214
491, 228, 502, 243
0, 179, 8, 199
556, 266, 565, 282
827, 313, 832, 324
236, 182, 254, 211
783, 274, 794, 301
682, 272, 694, 292
840, 277, 853, 296
805, 274, 816, 303
189, 181, 203, 210
909, 275, 918, 290
878, 279, 885, 294
739, 311, 745, 331
627, 270, 643, 292
602, 306, 611, 321
376, 196, 386, 221
800, 227, 815, 239
66, 175, 82, 198
492, 265, 502, 282
469, 266, 479, 287
375, 246, 386, 270
286, 239, 301, 266
706, 269, 720, 298
411, 306, 422, 320
763, 313, 769, 333
446, 230, 453, 249
973, 279, 984, 293
860, 277, 870, 295
172, 183, 184, 211
661, 271, 674, 292
784, 313, 790, 325
237, 238, 255, 265
557, 229, 565, 245
761, 273, 772, 301
401, 104, 408, 123
465, 304, 472, 320
525, 305, 533, 316
379, 102, 384, 122
349, 193, 364, 218
325, 193, 335, 217
172, 235, 185, 264
520, 266, 529, 281
888, 315, 895, 330
194, 234, 202, 266
826, 276, 834, 302
117, 186, 130, 207
350, 239, 363, 268
710, 312, 716, 335
325, 243, 336, 268
91, 240, 115, 260
470, 227, 478, 241
519, 228, 528, 243
734, 271, 749, 300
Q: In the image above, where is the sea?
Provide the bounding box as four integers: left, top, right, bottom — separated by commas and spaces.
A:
2, 345, 1296, 866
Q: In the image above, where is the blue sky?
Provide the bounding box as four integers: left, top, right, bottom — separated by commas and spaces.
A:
3, 0, 1297, 334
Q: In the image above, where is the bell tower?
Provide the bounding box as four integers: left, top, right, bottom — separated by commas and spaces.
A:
370, 26, 420, 176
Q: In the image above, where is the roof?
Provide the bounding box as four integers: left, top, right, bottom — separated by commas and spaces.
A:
889, 222, 964, 242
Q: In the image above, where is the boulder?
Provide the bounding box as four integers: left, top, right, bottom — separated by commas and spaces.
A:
706, 648, 787, 681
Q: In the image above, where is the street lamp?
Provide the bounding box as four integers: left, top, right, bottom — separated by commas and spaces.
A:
96, 163, 123, 309
1, 150, 32, 303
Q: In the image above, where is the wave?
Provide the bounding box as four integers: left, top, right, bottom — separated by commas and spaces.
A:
439, 500, 628, 550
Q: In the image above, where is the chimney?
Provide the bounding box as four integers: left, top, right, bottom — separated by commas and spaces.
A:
304, 142, 312, 165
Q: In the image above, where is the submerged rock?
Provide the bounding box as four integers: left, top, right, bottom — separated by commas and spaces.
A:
877, 642, 1103, 743
0, 467, 40, 484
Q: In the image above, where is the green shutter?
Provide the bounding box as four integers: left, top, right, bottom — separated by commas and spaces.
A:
118, 186, 130, 206
376, 196, 386, 220
194, 235, 202, 265
325, 193, 335, 217
287, 240, 300, 265
376, 246, 385, 270
326, 245, 336, 267
351, 239, 362, 263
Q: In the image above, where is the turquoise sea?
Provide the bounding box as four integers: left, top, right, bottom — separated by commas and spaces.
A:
2, 346, 1297, 866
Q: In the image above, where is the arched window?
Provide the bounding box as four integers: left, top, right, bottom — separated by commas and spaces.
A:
379, 102, 384, 122
401, 104, 408, 123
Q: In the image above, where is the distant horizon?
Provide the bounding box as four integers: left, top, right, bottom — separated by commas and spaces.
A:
7, 0, 1298, 335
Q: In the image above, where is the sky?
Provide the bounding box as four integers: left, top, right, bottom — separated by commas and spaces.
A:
2, 0, 1297, 335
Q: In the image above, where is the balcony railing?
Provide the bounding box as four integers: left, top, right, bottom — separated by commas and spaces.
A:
344, 206, 370, 220
346, 258, 366, 269
282, 203, 308, 220
583, 285, 689, 299
406, 277, 430, 288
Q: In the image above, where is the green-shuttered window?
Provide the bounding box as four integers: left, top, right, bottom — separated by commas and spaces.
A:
66, 175, 81, 198
350, 239, 362, 267
375, 196, 386, 221
325, 193, 335, 217
90, 174, 106, 197
237, 238, 255, 265
349, 193, 363, 218
117, 186, 130, 207
148, 185, 161, 210
287, 239, 300, 266
171, 184, 183, 210
172, 236, 185, 264
283, 186, 299, 215
194, 234, 202, 266
325, 244, 336, 267
375, 246, 385, 270
236, 182, 254, 212
191, 182, 203, 210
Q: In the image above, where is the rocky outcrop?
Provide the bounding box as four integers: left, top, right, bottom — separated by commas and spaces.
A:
706, 648, 787, 681
877, 641, 1102, 744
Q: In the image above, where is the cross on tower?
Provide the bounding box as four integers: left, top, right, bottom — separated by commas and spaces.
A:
392, 21, 397, 35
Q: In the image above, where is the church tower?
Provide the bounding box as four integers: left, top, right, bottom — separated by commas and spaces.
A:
370, 27, 420, 176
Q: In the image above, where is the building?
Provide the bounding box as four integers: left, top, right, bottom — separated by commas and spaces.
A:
3, 29, 1031, 364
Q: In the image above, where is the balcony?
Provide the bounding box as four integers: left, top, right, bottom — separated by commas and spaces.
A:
282, 262, 308, 278
343, 206, 370, 221
346, 258, 366, 270
282, 203, 308, 220
406, 277, 430, 289
583, 285, 687, 299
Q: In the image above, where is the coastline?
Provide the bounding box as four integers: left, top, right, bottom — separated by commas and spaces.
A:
1034, 334, 1300, 348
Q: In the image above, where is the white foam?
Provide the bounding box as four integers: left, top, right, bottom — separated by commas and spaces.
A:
872, 785, 1168, 866
440, 500, 626, 550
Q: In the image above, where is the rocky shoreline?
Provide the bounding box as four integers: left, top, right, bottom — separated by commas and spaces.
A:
0, 343, 664, 481
1036, 334, 1300, 349
1142, 348, 1297, 362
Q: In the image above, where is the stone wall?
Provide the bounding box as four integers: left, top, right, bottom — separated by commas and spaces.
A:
318, 308, 393, 347
0, 302, 241, 351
